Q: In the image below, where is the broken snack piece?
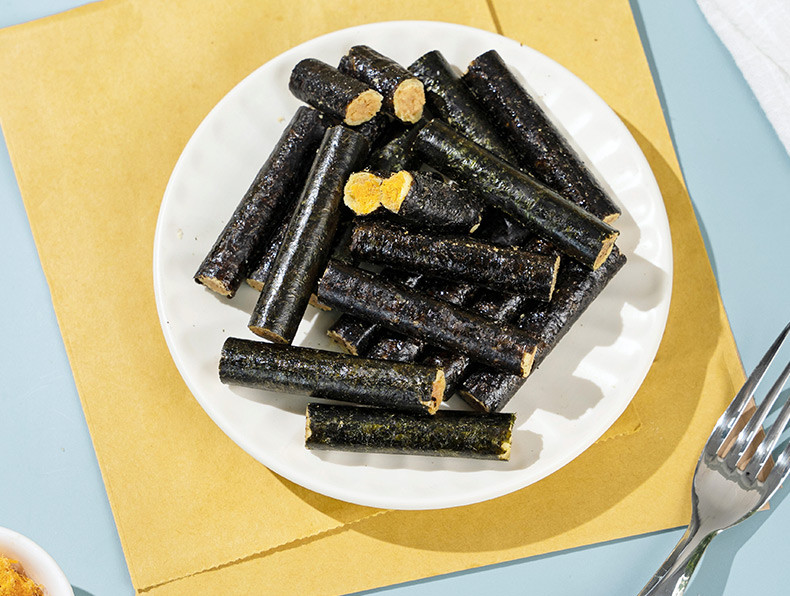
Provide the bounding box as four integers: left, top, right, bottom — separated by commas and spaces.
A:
344, 170, 482, 232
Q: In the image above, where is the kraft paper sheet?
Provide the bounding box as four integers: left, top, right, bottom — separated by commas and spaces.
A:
0, 0, 744, 593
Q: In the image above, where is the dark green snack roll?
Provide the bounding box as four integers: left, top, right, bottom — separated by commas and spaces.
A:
344, 169, 483, 233
365, 121, 423, 174
344, 112, 391, 146
366, 334, 424, 363
326, 268, 424, 355
305, 402, 515, 460
394, 240, 558, 399
462, 49, 621, 223
349, 220, 559, 299
289, 58, 383, 126
194, 106, 327, 297
408, 50, 517, 163
316, 259, 538, 377
379, 170, 482, 233
248, 126, 368, 343
326, 313, 381, 356
245, 214, 289, 291
219, 338, 445, 414
363, 276, 477, 363
473, 208, 532, 247
414, 119, 619, 270
339, 45, 425, 123
458, 245, 627, 412
418, 348, 470, 398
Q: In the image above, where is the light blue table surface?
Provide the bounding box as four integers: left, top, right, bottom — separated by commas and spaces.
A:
2, 1, 790, 595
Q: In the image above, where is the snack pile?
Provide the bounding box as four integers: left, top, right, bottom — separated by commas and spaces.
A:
193, 46, 626, 460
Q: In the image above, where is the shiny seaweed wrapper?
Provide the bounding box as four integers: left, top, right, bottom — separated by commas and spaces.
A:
362, 275, 478, 364
380, 170, 482, 233
305, 402, 514, 460
194, 106, 327, 297
408, 49, 517, 163
414, 119, 618, 271
418, 348, 470, 398
220, 338, 444, 414
366, 334, 425, 363
316, 259, 537, 377
289, 58, 382, 126
349, 220, 559, 299
327, 313, 381, 356
246, 214, 289, 291
326, 267, 424, 355
339, 45, 425, 123
459, 245, 628, 412
365, 121, 423, 174
462, 49, 621, 224
248, 126, 368, 343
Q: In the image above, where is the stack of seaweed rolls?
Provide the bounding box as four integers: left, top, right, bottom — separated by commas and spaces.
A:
194, 45, 627, 461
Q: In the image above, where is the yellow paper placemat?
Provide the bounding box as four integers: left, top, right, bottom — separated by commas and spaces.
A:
0, 0, 743, 594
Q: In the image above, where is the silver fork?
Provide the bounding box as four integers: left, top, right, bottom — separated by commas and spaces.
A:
638, 321, 790, 596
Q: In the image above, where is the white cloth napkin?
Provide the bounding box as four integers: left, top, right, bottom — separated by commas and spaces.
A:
697, 0, 790, 156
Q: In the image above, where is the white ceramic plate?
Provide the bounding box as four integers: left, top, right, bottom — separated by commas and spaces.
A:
0, 527, 74, 596
153, 21, 672, 510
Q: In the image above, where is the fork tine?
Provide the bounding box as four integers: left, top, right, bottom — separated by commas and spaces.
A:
725, 358, 790, 470
761, 434, 790, 501
742, 362, 790, 479
706, 321, 790, 457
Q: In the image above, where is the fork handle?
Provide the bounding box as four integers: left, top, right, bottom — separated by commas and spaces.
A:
636, 521, 719, 596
